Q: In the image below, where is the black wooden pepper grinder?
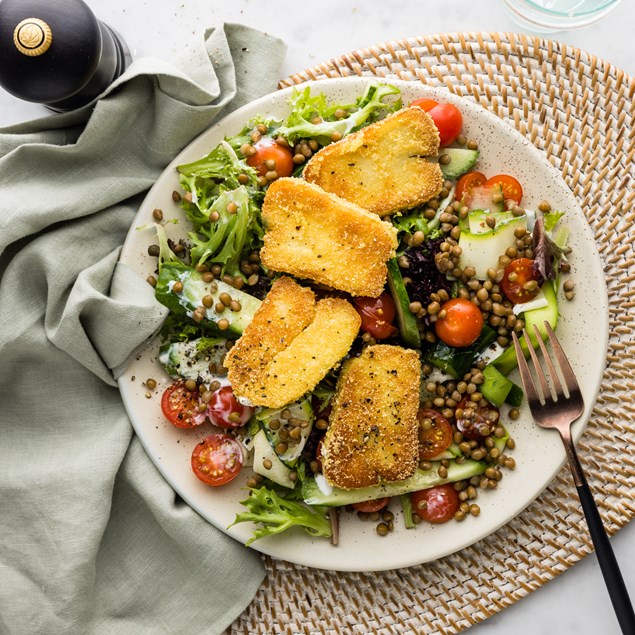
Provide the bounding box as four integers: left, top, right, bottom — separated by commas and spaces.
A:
0, 0, 131, 111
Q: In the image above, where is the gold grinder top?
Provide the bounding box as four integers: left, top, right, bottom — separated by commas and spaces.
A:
13, 18, 52, 57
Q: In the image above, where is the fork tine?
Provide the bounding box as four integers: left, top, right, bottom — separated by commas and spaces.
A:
522, 328, 551, 403
533, 324, 564, 399
544, 321, 583, 400
511, 331, 540, 404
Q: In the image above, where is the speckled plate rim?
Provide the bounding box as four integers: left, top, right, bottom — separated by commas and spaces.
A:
117, 76, 608, 572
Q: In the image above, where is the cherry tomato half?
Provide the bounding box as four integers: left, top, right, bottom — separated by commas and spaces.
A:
500, 258, 540, 305
191, 434, 243, 486
434, 298, 483, 348
455, 171, 487, 203
412, 484, 460, 524
484, 174, 523, 205
418, 409, 453, 460
409, 98, 439, 111
353, 292, 398, 340
246, 139, 294, 178
352, 497, 390, 513
410, 98, 463, 147
455, 397, 500, 441
161, 381, 205, 429
208, 386, 253, 429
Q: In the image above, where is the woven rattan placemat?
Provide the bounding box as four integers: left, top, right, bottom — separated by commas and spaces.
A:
228, 32, 635, 634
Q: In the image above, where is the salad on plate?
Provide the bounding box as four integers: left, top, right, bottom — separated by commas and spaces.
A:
141, 82, 573, 546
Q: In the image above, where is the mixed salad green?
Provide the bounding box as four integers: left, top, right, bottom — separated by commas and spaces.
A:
144, 82, 571, 545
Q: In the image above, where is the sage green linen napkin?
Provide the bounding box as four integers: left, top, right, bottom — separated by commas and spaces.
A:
0, 23, 286, 635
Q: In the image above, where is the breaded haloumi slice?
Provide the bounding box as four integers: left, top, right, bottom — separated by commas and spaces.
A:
256, 297, 361, 408
321, 345, 421, 490
303, 107, 444, 216
260, 178, 398, 297
225, 278, 360, 408
225, 276, 316, 397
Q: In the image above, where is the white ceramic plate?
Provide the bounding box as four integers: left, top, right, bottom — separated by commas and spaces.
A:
118, 77, 608, 571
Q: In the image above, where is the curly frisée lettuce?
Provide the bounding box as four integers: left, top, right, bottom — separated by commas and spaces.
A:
153, 221, 181, 270
229, 485, 332, 545
225, 114, 281, 153
178, 140, 258, 190
187, 186, 264, 274
177, 141, 264, 276
276, 82, 402, 145
391, 211, 429, 238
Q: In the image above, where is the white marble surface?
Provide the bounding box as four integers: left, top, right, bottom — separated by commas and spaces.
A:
1, 1, 634, 633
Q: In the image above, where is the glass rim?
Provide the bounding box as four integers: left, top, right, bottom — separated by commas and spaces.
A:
522, 0, 621, 18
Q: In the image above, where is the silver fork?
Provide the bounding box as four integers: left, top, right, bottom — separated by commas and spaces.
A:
512, 322, 635, 634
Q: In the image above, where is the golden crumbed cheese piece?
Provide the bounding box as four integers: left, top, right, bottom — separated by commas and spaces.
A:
225, 276, 316, 396
256, 298, 361, 408
321, 345, 421, 490
260, 178, 398, 297
225, 278, 361, 408
303, 107, 444, 217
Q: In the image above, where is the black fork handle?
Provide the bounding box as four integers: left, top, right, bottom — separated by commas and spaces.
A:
562, 433, 635, 634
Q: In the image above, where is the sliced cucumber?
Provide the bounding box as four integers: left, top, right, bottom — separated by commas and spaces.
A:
458, 215, 527, 280
524, 281, 559, 338
158, 338, 227, 382
493, 281, 559, 376
155, 263, 261, 337
386, 258, 421, 348
439, 148, 479, 181
494, 425, 510, 453
301, 459, 487, 507
467, 210, 517, 235
505, 383, 524, 407
427, 442, 462, 461
257, 398, 314, 467
252, 429, 295, 489
400, 494, 416, 529
480, 363, 523, 408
